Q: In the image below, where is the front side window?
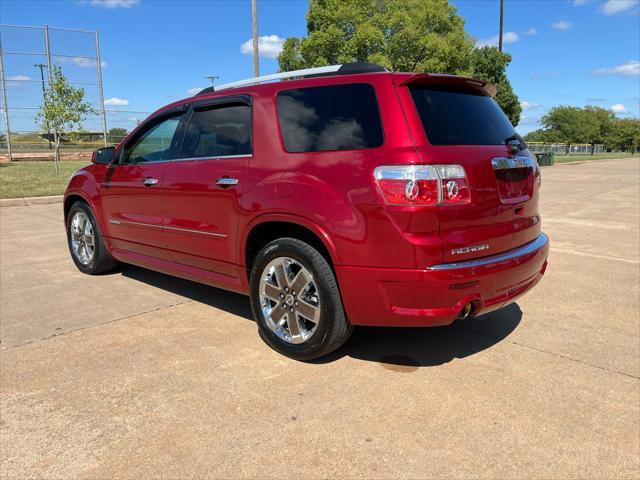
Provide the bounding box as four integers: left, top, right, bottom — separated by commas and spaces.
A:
180, 104, 252, 159
276, 83, 383, 153
122, 114, 183, 164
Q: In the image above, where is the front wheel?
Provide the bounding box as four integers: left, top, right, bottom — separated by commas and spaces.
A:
66, 201, 117, 275
249, 238, 352, 361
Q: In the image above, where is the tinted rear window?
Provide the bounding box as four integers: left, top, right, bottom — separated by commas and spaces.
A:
410, 86, 516, 145
276, 83, 383, 153
180, 104, 251, 158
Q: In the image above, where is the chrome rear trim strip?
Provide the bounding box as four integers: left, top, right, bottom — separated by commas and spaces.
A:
109, 219, 227, 238
491, 156, 535, 170
427, 233, 548, 271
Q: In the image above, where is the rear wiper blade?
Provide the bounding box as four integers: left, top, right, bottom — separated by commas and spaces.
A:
504, 134, 527, 152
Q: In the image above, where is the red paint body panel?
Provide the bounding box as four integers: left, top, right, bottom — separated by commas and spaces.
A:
64, 70, 548, 327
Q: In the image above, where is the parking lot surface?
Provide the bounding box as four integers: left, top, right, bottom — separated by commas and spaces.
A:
1, 158, 639, 479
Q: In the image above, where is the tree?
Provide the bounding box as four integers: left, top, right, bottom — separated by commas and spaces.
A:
36, 65, 95, 171
278, 0, 475, 75
539, 105, 614, 153
609, 118, 640, 153
470, 47, 521, 125
107, 127, 128, 144
278, 0, 522, 125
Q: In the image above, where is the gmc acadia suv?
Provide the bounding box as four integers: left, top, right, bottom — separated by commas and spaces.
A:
64, 62, 549, 360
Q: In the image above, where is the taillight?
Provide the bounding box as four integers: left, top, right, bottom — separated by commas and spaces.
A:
435, 165, 470, 205
374, 165, 470, 206
374, 166, 439, 206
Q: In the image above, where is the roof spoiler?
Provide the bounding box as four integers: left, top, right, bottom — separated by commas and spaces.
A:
396, 73, 497, 97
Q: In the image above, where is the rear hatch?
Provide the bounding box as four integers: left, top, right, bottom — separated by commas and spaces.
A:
407, 80, 541, 263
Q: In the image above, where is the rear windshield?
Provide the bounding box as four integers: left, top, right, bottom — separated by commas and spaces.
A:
410, 86, 517, 145
276, 83, 383, 153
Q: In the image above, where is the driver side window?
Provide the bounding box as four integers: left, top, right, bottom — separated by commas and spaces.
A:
122, 114, 183, 164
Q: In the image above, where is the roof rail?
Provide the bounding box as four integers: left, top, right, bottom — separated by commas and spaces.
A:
206, 62, 387, 93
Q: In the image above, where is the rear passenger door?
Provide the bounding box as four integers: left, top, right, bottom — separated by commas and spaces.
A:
161, 96, 252, 277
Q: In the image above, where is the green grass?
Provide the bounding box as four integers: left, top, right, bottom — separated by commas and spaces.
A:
552, 152, 639, 163
0, 161, 89, 199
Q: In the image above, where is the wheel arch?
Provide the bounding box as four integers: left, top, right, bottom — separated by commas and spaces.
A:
242, 215, 340, 275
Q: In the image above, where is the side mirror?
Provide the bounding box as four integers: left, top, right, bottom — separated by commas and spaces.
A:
92, 146, 115, 164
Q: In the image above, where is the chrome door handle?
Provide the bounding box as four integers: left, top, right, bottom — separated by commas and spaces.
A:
216, 178, 239, 186
143, 178, 159, 186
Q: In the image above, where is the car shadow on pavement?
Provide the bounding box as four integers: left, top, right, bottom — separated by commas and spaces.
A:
316, 303, 523, 368
120, 265, 255, 320
120, 265, 521, 368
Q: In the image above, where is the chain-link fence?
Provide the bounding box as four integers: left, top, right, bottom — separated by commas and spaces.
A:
527, 142, 604, 155
0, 23, 150, 161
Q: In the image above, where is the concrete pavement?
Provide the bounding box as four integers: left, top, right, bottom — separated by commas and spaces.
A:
1, 158, 638, 479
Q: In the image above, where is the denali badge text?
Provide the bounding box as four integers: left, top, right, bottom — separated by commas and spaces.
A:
451, 244, 490, 255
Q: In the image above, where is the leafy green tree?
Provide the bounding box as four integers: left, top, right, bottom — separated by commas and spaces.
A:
279, 0, 475, 74
278, 0, 522, 125
609, 118, 640, 153
539, 105, 614, 153
470, 47, 521, 125
37, 65, 95, 171
107, 127, 128, 144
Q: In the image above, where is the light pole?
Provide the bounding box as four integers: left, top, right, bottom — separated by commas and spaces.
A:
498, 0, 504, 52
205, 75, 219, 86
34, 63, 52, 150
252, 0, 259, 77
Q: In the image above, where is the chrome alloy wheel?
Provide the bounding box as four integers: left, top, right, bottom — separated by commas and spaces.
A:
259, 257, 321, 344
70, 211, 95, 265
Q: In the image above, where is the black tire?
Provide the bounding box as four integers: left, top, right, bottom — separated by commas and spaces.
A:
66, 201, 118, 275
249, 238, 353, 361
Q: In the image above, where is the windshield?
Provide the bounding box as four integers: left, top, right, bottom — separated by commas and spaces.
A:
410, 86, 518, 146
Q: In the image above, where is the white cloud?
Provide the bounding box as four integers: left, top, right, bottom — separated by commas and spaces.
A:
89, 0, 140, 8
523, 28, 537, 35
104, 97, 129, 106
551, 20, 573, 29
59, 57, 107, 68
594, 60, 640, 76
240, 35, 285, 59
476, 31, 520, 48
6, 75, 31, 87
600, 0, 639, 15
610, 104, 628, 114
520, 101, 541, 110
187, 87, 202, 96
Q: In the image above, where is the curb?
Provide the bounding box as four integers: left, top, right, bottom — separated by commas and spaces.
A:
0, 195, 63, 208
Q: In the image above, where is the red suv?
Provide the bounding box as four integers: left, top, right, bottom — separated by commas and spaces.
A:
64, 62, 549, 360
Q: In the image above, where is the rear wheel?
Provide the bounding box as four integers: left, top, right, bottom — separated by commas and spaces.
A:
66, 201, 117, 274
250, 238, 352, 360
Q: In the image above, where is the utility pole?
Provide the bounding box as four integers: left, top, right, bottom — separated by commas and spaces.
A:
252, 0, 259, 77
498, 0, 504, 52
205, 75, 219, 86
34, 63, 52, 150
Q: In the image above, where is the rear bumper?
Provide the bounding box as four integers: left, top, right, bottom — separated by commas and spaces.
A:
336, 233, 549, 327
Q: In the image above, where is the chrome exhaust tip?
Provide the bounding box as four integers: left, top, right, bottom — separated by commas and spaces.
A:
457, 303, 473, 320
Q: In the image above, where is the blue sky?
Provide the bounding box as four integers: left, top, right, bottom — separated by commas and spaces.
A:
1, 0, 638, 135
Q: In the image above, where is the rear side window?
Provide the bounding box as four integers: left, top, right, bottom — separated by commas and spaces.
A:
276, 83, 383, 153
410, 86, 517, 145
180, 104, 251, 159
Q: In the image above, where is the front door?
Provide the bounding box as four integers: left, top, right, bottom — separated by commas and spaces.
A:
101, 111, 185, 260
161, 99, 251, 277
